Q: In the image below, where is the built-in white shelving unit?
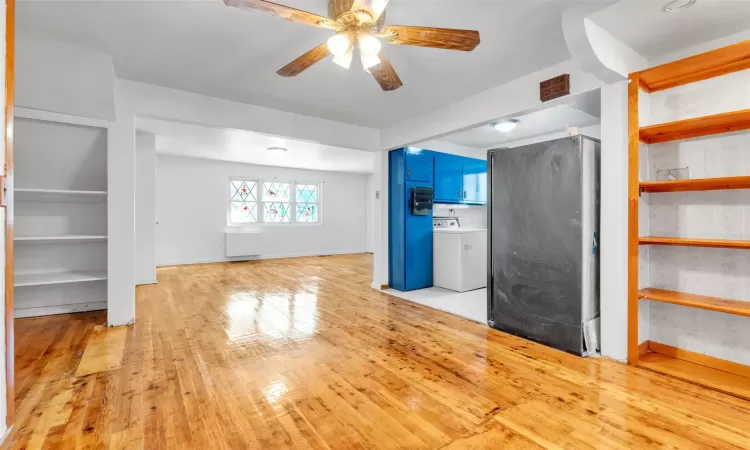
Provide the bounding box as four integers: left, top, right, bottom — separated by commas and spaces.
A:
16, 188, 108, 203
15, 271, 108, 287
14, 111, 109, 318
15, 235, 108, 243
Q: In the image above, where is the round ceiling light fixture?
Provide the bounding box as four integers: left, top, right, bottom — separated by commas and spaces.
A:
267, 146, 288, 152
492, 119, 520, 133
662, 0, 697, 12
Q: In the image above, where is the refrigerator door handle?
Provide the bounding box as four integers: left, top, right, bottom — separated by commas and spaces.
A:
592, 232, 598, 255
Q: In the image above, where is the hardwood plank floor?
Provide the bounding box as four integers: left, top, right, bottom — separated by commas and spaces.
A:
7, 253, 750, 449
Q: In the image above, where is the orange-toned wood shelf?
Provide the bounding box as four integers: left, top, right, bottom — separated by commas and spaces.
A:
640, 176, 750, 193
638, 40, 750, 92
639, 109, 750, 144
639, 351, 750, 402
639, 236, 750, 249
639, 288, 750, 317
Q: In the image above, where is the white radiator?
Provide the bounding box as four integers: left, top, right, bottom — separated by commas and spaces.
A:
225, 228, 263, 257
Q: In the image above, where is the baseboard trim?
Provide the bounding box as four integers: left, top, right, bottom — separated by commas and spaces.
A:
648, 341, 750, 379
0, 425, 13, 446
638, 340, 650, 357
156, 250, 369, 268
135, 278, 157, 286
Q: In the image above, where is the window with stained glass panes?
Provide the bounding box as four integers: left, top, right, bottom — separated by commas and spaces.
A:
295, 184, 319, 222
229, 180, 258, 223
229, 179, 320, 224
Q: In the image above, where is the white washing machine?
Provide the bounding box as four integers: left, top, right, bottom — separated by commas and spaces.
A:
433, 218, 487, 292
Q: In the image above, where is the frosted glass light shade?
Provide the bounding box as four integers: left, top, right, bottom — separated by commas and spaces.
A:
327, 34, 352, 56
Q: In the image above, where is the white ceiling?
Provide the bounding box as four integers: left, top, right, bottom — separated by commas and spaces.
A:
441, 89, 600, 148
591, 0, 750, 59
17, 0, 583, 128
137, 117, 375, 173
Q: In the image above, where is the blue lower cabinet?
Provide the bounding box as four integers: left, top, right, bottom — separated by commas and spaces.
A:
389, 149, 434, 291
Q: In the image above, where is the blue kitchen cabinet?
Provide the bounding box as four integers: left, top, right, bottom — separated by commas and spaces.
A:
462, 158, 488, 204
432, 152, 487, 205
404, 147, 433, 182
389, 148, 433, 291
434, 152, 463, 203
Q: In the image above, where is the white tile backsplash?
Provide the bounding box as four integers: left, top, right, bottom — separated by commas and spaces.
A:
649, 302, 750, 366
640, 70, 750, 366
433, 203, 487, 229
648, 70, 750, 125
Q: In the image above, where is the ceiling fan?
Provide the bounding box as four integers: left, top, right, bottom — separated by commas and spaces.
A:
223, 0, 480, 91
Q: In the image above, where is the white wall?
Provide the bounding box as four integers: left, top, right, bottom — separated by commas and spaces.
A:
122, 80, 380, 153
484, 124, 602, 151
414, 139, 488, 160
16, 33, 115, 121
135, 131, 156, 285
156, 155, 368, 266
107, 78, 135, 326
380, 59, 603, 150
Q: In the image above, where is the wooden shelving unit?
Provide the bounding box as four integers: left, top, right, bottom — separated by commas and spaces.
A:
640, 176, 750, 193
639, 350, 750, 401
639, 236, 750, 249
639, 288, 750, 317
628, 41, 750, 395
639, 109, 750, 144
638, 40, 750, 92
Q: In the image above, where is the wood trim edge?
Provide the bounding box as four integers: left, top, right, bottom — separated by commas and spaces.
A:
627, 72, 640, 366
648, 341, 750, 379
638, 340, 651, 357
4, 0, 14, 429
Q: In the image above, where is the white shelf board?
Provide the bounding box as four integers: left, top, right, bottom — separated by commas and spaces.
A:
16, 188, 107, 203
14, 302, 107, 319
15, 270, 107, 287
14, 235, 108, 243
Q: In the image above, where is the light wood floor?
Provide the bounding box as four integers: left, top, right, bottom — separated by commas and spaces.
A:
7, 254, 750, 449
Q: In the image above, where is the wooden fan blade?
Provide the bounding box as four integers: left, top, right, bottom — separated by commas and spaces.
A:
224, 0, 331, 28
277, 43, 330, 77
382, 25, 480, 51
369, 53, 402, 91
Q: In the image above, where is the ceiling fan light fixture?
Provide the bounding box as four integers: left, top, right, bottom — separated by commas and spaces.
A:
662, 0, 697, 12
358, 33, 382, 56
492, 119, 520, 133
361, 52, 381, 70
332, 49, 353, 69
327, 33, 352, 56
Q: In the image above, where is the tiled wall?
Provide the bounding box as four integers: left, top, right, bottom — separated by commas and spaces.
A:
433, 203, 487, 229
641, 72, 750, 365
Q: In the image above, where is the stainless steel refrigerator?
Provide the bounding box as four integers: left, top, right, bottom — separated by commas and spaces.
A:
487, 135, 600, 356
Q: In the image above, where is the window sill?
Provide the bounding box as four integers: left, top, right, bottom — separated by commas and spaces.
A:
226, 222, 323, 228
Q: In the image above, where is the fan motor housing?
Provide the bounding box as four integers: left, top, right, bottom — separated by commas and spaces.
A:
328, 0, 386, 30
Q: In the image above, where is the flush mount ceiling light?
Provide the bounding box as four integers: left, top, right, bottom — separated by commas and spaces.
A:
267, 146, 288, 152
662, 0, 697, 12
223, 0, 480, 91
492, 119, 520, 133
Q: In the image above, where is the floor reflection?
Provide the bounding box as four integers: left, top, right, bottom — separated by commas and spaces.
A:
226, 292, 318, 343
